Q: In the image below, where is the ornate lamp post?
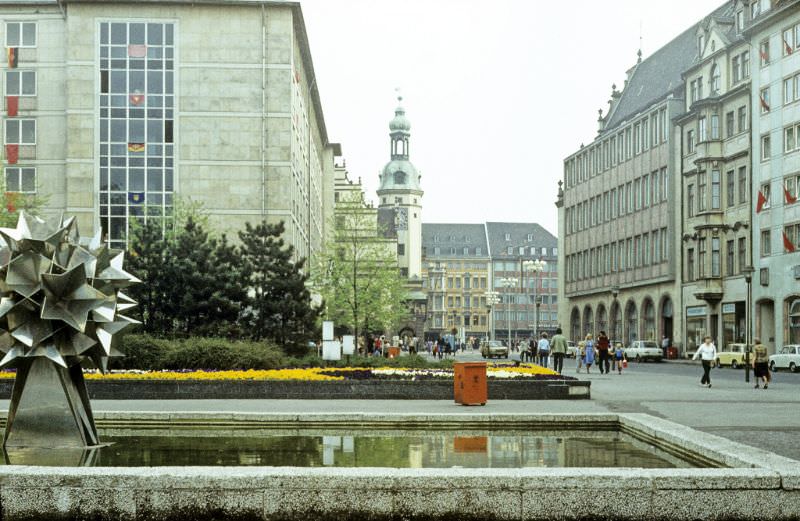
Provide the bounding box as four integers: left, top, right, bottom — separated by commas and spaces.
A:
743, 266, 754, 384
523, 259, 546, 338
499, 277, 518, 346
485, 290, 500, 340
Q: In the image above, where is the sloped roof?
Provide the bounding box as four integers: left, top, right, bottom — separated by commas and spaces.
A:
603, 1, 732, 132
484, 222, 557, 259
422, 223, 489, 259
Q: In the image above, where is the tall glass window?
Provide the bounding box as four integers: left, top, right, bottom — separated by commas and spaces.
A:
99, 21, 175, 249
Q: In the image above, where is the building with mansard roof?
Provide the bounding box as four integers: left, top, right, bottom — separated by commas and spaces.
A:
421, 221, 558, 344
558, 2, 732, 350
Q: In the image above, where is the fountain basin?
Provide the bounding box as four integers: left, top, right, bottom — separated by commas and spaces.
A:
0, 412, 797, 520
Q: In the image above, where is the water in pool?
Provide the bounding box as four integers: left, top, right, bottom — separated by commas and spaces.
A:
2, 429, 709, 468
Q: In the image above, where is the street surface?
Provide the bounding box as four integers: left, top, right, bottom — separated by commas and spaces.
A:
2, 352, 796, 461
426, 348, 800, 460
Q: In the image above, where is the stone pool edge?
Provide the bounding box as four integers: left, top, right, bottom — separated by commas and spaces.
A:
0, 412, 797, 521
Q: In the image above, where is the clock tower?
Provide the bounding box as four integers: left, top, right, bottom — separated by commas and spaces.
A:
377, 96, 423, 278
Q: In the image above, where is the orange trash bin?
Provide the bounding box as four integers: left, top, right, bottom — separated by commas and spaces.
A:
454, 362, 487, 406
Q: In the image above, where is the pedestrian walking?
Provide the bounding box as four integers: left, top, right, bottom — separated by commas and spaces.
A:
752, 338, 771, 389
550, 328, 567, 374
576, 341, 585, 372
583, 333, 595, 373
692, 336, 717, 388
530, 337, 538, 364
538, 333, 550, 368
614, 342, 626, 374
596, 331, 611, 374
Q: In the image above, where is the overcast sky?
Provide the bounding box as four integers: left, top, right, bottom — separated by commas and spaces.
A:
300, 0, 726, 235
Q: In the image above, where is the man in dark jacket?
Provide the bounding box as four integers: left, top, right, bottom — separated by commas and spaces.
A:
597, 331, 611, 374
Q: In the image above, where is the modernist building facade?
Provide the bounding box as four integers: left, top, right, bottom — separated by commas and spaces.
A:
0, 0, 338, 261
421, 222, 558, 343
749, 0, 800, 349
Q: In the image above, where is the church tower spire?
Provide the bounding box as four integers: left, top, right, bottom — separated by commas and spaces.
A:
377, 94, 423, 279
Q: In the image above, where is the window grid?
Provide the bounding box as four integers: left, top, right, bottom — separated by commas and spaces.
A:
98, 21, 176, 249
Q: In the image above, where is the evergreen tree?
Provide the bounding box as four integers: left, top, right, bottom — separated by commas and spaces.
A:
167, 217, 221, 336
127, 219, 172, 334
238, 221, 320, 356
206, 233, 248, 337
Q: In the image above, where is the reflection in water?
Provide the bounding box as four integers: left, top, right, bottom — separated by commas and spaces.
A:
0, 430, 705, 468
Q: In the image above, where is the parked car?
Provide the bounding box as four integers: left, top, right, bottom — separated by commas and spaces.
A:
716, 343, 749, 369
623, 340, 663, 362
769, 345, 800, 373
480, 340, 508, 359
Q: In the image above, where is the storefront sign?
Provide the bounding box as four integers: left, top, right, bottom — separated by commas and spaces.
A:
686, 306, 707, 317
721, 303, 736, 314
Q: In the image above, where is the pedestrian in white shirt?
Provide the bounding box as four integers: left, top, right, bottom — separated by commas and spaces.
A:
692, 336, 717, 388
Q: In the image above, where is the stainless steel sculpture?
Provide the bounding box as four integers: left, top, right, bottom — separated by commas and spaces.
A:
0, 212, 138, 448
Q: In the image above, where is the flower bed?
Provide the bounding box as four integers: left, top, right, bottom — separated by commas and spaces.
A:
1, 364, 566, 382
0, 364, 588, 400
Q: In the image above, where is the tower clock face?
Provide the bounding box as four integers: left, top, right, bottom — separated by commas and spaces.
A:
394, 207, 408, 230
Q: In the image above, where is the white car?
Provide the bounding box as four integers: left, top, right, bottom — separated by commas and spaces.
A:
769, 345, 800, 373
624, 340, 663, 362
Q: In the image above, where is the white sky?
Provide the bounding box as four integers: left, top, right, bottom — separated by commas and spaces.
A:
300, 0, 726, 236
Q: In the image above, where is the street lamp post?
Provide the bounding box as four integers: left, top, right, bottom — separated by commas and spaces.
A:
499, 277, 518, 347
743, 266, 755, 384
523, 259, 547, 339
485, 290, 500, 340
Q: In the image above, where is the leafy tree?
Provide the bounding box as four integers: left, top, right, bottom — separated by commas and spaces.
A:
311, 192, 409, 345
0, 191, 46, 227
239, 221, 320, 356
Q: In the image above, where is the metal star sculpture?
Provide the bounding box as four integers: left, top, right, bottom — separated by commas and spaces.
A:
0, 212, 139, 448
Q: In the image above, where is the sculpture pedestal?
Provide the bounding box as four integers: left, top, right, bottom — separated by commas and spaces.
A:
4, 358, 99, 448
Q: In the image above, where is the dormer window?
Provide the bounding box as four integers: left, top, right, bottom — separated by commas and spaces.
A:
736, 10, 744, 31
527, 234, 533, 241
504, 233, 510, 241
698, 34, 705, 55
393, 171, 406, 184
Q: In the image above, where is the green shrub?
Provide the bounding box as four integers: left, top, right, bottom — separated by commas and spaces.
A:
163, 337, 283, 370
110, 334, 176, 370
108, 334, 458, 371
